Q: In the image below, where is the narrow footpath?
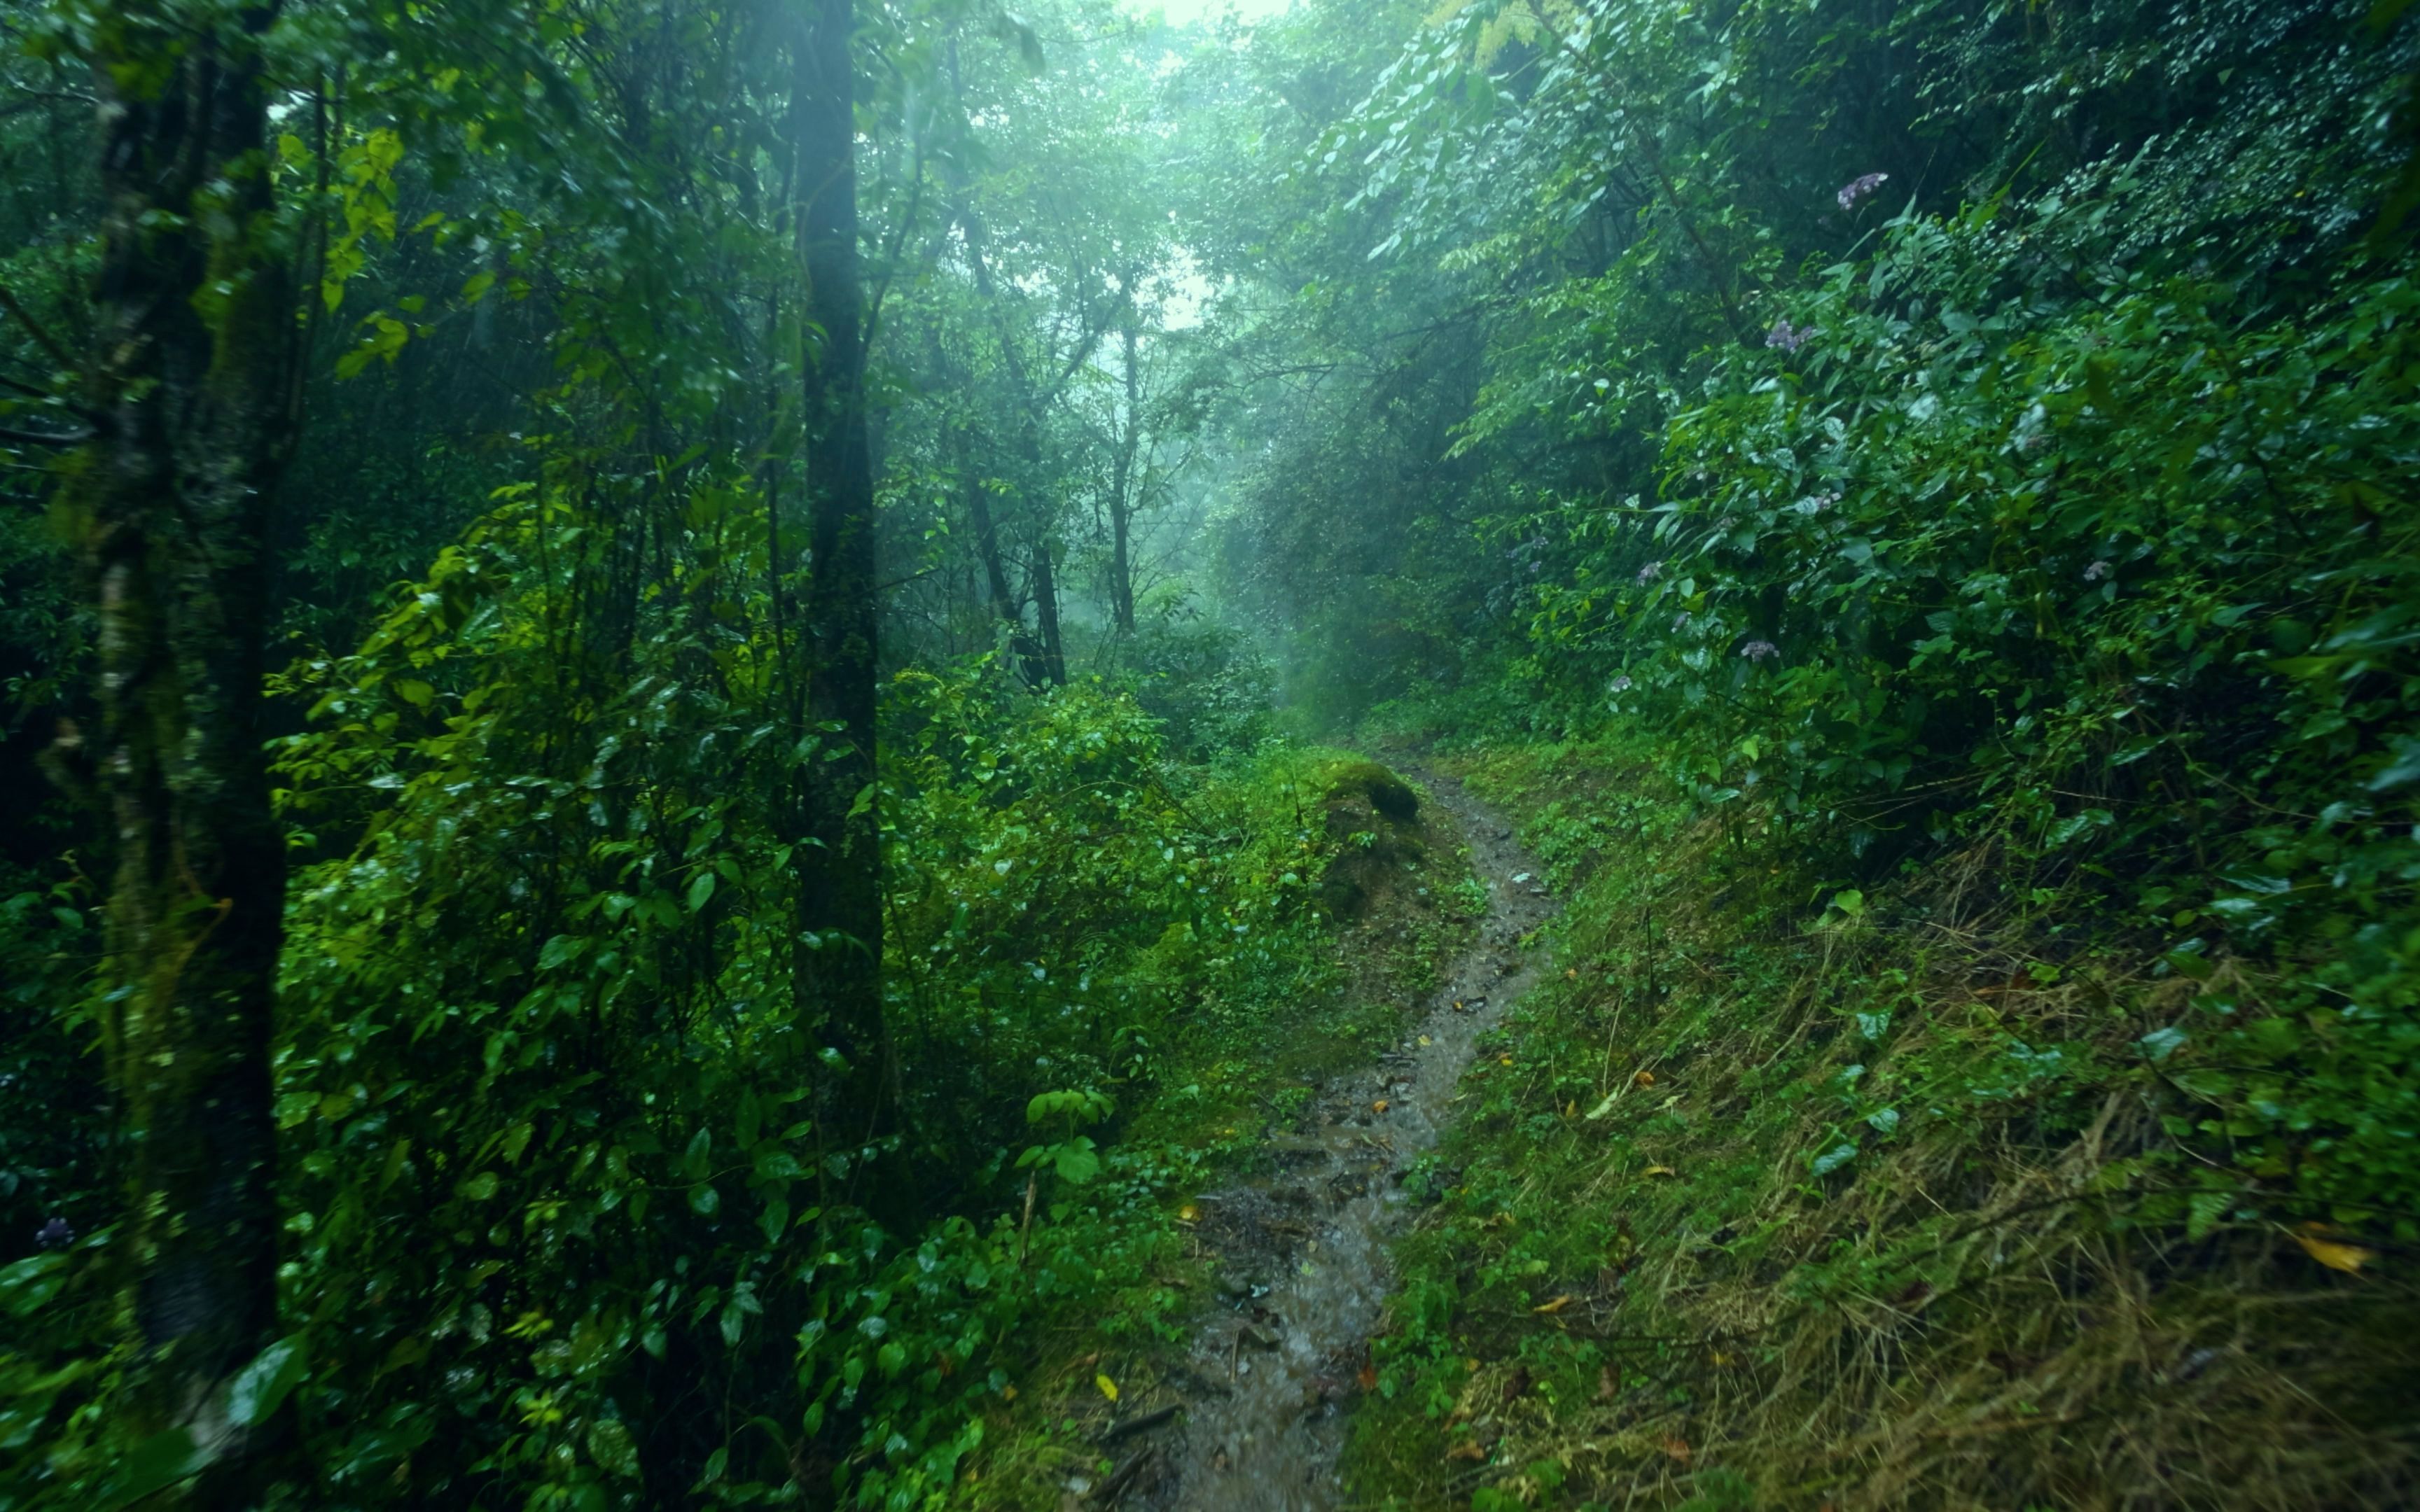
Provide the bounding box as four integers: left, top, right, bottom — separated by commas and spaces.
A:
1141, 767, 1561, 1511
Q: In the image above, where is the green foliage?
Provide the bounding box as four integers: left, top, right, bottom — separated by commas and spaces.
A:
1543, 193, 2420, 1230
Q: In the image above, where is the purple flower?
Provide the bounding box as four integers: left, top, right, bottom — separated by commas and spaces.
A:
35, 1217, 72, 1250
2084, 560, 2111, 582
1610, 675, 1634, 692
1741, 639, 1779, 663
1765, 318, 1816, 354
1636, 561, 1662, 584
1837, 172, 1889, 210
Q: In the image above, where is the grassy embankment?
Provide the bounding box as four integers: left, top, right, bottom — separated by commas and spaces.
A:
1349, 738, 2419, 1511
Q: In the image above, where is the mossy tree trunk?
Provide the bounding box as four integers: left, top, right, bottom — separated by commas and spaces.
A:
80, 0, 302, 1488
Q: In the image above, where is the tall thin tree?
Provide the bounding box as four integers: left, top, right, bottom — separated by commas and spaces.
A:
791, 0, 886, 1148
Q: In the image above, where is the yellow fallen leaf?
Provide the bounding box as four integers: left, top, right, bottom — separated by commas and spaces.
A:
1564, 968, 1578, 979
1464, 1357, 1482, 1373
1643, 1165, 1676, 1177
1633, 1069, 1655, 1088
1003, 1385, 1017, 1402
1177, 1203, 1199, 1224
1563, 1100, 1577, 1117
1418, 1035, 1432, 1046
1094, 1373, 1118, 1403
1445, 1439, 1488, 1463
1498, 1055, 1514, 1066
1373, 1098, 1391, 1114
2295, 1224, 2374, 1275
1531, 1294, 1573, 1315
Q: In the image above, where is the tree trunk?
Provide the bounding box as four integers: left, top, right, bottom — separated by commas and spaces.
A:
1030, 536, 1067, 686
960, 459, 1052, 685
81, 1, 300, 1487
1108, 322, 1141, 634
943, 41, 1067, 687
792, 0, 886, 1149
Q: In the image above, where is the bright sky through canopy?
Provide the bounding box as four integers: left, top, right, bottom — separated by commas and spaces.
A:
1128, 0, 1292, 24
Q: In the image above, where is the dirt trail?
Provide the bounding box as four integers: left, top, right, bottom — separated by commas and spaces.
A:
1130, 766, 1559, 1511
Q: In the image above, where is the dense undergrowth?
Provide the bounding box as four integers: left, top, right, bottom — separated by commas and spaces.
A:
1349, 736, 2420, 1510
1, 537, 1431, 1509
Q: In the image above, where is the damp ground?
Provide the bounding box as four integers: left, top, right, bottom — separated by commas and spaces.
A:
1078, 766, 1562, 1512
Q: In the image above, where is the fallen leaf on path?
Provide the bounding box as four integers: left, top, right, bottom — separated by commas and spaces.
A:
1633, 1070, 1656, 1088
1643, 1165, 1676, 1178
1531, 1294, 1573, 1315
2294, 1224, 2374, 1274
1417, 1035, 1432, 1046
1094, 1373, 1119, 1403
1658, 1434, 1692, 1465
1445, 1441, 1488, 1463
1177, 1203, 1199, 1224
1565, 968, 1578, 979
1372, 1098, 1390, 1114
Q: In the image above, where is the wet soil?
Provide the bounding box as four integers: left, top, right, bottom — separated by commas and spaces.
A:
1123, 766, 1560, 1511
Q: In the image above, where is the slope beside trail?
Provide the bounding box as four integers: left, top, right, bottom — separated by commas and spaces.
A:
1119, 765, 1559, 1512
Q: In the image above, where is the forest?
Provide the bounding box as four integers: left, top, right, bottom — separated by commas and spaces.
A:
4, 0, 2419, 1506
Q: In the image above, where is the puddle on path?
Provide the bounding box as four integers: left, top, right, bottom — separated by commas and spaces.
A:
1119, 767, 1559, 1512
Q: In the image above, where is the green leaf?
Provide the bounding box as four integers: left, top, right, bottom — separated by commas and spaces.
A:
0, 1254, 67, 1320
225, 1333, 310, 1427
108, 1428, 206, 1507
1052, 1139, 1101, 1185
2369, 736, 2420, 792
1811, 1141, 1858, 1176
686, 870, 717, 913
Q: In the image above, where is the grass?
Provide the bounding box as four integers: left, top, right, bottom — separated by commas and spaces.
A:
1346, 736, 2420, 1511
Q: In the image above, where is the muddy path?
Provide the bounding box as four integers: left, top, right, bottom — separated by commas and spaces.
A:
1128, 765, 1560, 1512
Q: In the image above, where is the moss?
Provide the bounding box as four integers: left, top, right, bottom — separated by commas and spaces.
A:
1320, 757, 1420, 822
